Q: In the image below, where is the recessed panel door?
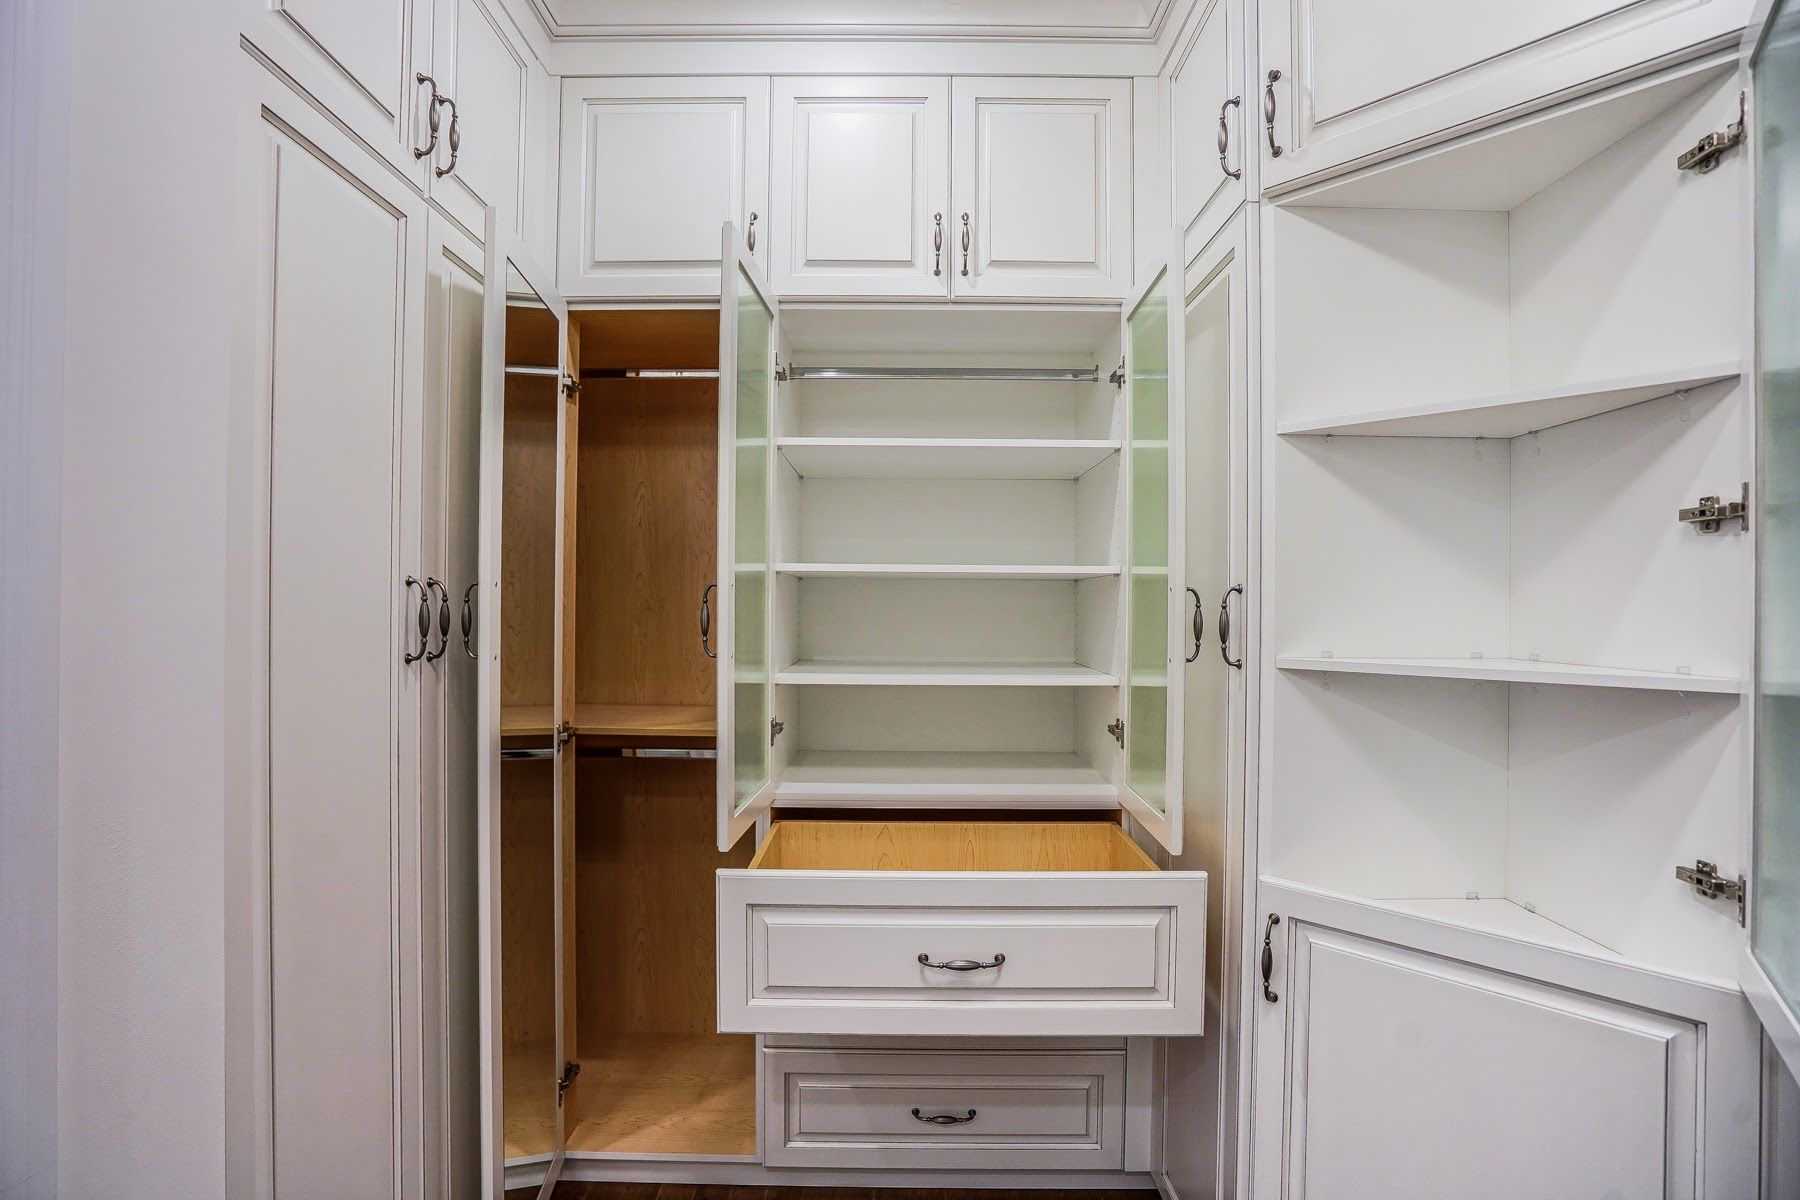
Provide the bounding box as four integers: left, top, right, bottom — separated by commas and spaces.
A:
429, 0, 532, 245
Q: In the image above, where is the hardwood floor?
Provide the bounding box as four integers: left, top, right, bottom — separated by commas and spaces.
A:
510, 1188, 1157, 1199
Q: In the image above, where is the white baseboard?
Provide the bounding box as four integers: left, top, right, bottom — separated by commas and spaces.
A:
557, 1159, 1159, 1188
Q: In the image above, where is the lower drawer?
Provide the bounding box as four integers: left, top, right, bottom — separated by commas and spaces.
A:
763, 1046, 1126, 1170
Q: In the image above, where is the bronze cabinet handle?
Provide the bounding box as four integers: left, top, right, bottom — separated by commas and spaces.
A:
932, 212, 943, 277
701, 582, 717, 659
435, 95, 460, 178
403, 577, 430, 664
461, 581, 478, 659
912, 1108, 977, 1125
1264, 70, 1284, 158
918, 952, 1004, 971
1219, 583, 1244, 669
1218, 95, 1243, 179
414, 73, 441, 159
425, 577, 451, 662
960, 212, 971, 277
1261, 913, 1281, 1002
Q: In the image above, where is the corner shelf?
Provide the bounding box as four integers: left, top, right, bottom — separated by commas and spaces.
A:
1277, 655, 1740, 694
777, 660, 1118, 687
778, 437, 1119, 480
775, 562, 1119, 580
772, 750, 1117, 808
1276, 363, 1741, 439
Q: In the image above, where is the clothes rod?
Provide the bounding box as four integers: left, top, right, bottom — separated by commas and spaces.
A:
504, 365, 559, 378
581, 368, 720, 379
503, 745, 716, 761
784, 365, 1101, 383
500, 747, 555, 761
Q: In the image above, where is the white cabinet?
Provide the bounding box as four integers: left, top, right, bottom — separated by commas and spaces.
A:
557, 77, 769, 298
239, 0, 435, 186
1168, 0, 1247, 262
427, 0, 535, 246
951, 77, 1134, 299
771, 78, 951, 298
1257, 0, 1752, 193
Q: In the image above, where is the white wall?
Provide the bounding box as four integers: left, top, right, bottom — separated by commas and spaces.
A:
55, 0, 237, 1193
1, 2, 70, 1197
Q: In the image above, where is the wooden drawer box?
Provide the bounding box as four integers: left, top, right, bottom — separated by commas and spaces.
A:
762, 1045, 1126, 1169
716, 821, 1207, 1037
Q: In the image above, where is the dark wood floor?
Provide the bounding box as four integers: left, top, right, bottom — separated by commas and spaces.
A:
510, 1186, 1156, 1199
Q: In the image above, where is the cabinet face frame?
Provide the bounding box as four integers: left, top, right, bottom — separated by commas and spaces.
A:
477, 209, 572, 1198
771, 77, 952, 299
1256, 0, 1753, 195
1118, 232, 1186, 854
717, 221, 780, 852
557, 77, 770, 299
950, 77, 1134, 300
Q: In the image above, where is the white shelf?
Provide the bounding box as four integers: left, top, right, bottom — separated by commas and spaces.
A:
1277, 655, 1740, 694
1374, 897, 1620, 959
775, 562, 1119, 581
777, 660, 1118, 687
1276, 363, 1741, 439
778, 437, 1118, 480
773, 751, 1118, 808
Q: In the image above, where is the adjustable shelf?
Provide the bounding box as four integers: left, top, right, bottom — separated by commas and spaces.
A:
1373, 896, 1620, 960
1277, 363, 1741, 439
1277, 655, 1740, 694
775, 562, 1118, 580
498, 703, 716, 742
773, 750, 1118, 808
776, 660, 1118, 687
778, 437, 1119, 480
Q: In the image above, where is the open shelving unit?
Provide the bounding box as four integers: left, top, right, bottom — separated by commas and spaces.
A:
1259, 58, 1753, 981
765, 307, 1130, 809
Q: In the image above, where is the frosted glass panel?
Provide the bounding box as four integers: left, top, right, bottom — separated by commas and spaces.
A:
1127, 269, 1172, 813
1755, 0, 1800, 1022
733, 266, 772, 816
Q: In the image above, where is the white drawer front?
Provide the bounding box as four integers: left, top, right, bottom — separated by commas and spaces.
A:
717, 870, 1206, 1036
764, 1047, 1126, 1169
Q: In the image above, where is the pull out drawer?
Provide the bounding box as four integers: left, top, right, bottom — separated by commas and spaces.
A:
717, 821, 1206, 1037
763, 1045, 1126, 1170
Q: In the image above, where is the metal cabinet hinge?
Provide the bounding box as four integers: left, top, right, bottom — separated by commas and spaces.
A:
561, 375, 581, 400
770, 717, 785, 745
1677, 91, 1745, 174
1676, 860, 1746, 925
1678, 482, 1749, 533
557, 1060, 581, 1105
555, 721, 576, 747
1107, 717, 1125, 747
1109, 359, 1126, 390
774, 362, 791, 383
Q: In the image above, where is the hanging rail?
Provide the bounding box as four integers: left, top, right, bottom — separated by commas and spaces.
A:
782, 364, 1101, 383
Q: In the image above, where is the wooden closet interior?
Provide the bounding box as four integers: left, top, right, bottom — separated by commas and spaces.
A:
499, 305, 757, 1164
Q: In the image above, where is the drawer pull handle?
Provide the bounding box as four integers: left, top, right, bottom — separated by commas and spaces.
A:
917, 953, 1005, 972
912, 1108, 978, 1125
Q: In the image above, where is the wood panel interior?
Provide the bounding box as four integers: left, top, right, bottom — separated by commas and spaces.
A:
500, 758, 559, 1161
501, 378, 558, 714
570, 756, 755, 1156
750, 820, 1160, 872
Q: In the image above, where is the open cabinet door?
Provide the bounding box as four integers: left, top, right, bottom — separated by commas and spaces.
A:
477, 209, 573, 1199
1120, 234, 1187, 854
1746, 0, 1800, 1077
717, 221, 780, 852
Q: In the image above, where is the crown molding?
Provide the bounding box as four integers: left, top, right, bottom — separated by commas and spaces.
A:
528, 0, 1174, 43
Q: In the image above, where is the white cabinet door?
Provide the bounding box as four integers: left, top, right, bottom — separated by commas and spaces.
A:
236, 63, 430, 1199
771, 78, 951, 298
428, 0, 533, 246
1247, 883, 1760, 1199
238, 0, 434, 187
1168, 0, 1247, 263
951, 77, 1133, 300
1257, 0, 1752, 194
559, 78, 770, 299
717, 223, 779, 851
1119, 234, 1185, 854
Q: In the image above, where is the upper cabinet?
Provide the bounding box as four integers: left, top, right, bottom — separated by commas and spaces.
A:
1168, 0, 1247, 262
558, 77, 770, 298
1257, 0, 1753, 193
771, 78, 951, 299
239, 0, 436, 187
427, 0, 537, 248
952, 77, 1134, 300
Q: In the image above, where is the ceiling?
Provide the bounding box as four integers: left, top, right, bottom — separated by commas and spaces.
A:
532, 0, 1174, 41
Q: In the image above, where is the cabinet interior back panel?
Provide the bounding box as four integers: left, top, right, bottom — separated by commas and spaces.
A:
1505, 684, 1746, 979
788, 377, 1113, 440
1268, 672, 1510, 899
797, 578, 1079, 665
798, 478, 1081, 564
794, 686, 1082, 754
1507, 77, 1745, 388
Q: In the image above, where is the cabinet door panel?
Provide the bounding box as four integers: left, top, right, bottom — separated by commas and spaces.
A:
559, 78, 769, 298
430, 0, 531, 245
951, 78, 1132, 300
1169, 0, 1246, 261
241, 70, 429, 1199
1258, 0, 1751, 193
772, 78, 950, 298
239, 0, 430, 185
